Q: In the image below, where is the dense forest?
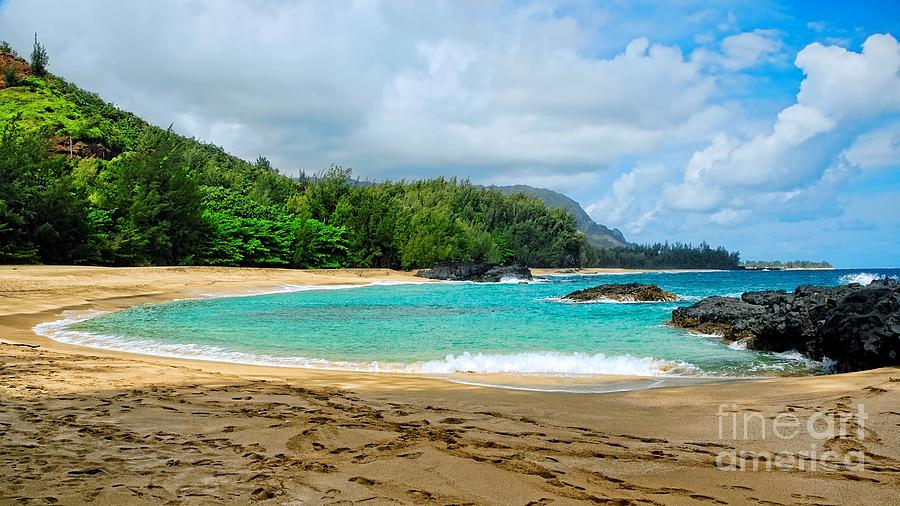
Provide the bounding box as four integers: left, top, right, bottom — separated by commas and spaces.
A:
0, 39, 740, 270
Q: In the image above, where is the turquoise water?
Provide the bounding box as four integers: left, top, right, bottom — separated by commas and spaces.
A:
37, 269, 899, 378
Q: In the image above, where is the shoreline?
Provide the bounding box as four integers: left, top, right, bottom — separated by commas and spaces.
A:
1, 265, 898, 504
15, 265, 801, 387
2, 264, 733, 388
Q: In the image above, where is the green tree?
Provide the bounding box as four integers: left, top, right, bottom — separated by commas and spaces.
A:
30, 33, 48, 76
0, 40, 16, 56
97, 127, 205, 265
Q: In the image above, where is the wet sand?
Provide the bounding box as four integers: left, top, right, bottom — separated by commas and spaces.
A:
1, 266, 898, 505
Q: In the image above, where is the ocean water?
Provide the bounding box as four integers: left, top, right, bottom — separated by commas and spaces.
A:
36, 269, 900, 380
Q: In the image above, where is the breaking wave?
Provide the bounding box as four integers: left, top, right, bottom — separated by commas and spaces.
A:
838, 272, 897, 285
413, 352, 698, 376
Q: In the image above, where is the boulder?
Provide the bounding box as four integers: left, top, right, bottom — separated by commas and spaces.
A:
671, 278, 900, 372
670, 296, 766, 341
564, 283, 678, 302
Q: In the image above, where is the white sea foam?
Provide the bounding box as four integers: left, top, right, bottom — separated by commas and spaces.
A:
771, 350, 810, 362
497, 275, 548, 284
838, 272, 897, 285
413, 352, 698, 376
446, 378, 668, 393
686, 330, 726, 339
33, 314, 697, 377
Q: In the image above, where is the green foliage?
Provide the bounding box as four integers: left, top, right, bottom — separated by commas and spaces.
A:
0, 115, 94, 263
200, 185, 294, 266
30, 33, 48, 77
2, 64, 18, 87
95, 127, 206, 265
0, 41, 16, 56
293, 219, 349, 268
200, 186, 349, 268
586, 242, 741, 269
323, 176, 583, 269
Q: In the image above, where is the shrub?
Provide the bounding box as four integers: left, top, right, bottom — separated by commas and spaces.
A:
2, 64, 17, 87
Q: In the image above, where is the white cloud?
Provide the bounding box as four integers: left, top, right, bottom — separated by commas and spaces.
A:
844, 122, 900, 170
586, 164, 672, 233
692, 29, 784, 71
795, 35, 900, 120
481, 170, 602, 196
720, 29, 784, 69
0, 0, 727, 182
353, 34, 719, 175
589, 33, 900, 234
710, 208, 751, 225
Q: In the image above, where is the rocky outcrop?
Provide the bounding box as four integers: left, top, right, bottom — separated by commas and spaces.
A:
564, 283, 678, 302
415, 262, 532, 282
671, 279, 900, 372
479, 265, 533, 283
0, 53, 31, 89
49, 136, 114, 160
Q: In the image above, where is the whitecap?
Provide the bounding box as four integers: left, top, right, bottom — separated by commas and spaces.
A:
838, 272, 897, 285
412, 351, 698, 376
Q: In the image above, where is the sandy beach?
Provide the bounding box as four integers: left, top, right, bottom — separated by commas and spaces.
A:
1, 266, 898, 505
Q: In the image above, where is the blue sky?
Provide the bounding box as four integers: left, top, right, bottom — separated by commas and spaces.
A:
1, 0, 898, 266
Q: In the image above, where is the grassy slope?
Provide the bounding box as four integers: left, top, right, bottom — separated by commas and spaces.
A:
0, 74, 258, 178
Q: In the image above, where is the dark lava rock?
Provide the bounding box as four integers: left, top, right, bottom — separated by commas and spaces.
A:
671, 278, 900, 372
415, 262, 496, 281
415, 262, 532, 282
564, 283, 678, 302
479, 265, 533, 283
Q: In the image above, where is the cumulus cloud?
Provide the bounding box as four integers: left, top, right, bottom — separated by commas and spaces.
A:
692, 29, 784, 70
354, 34, 719, 176
720, 30, 784, 69
844, 122, 900, 170
589, 34, 900, 234
586, 164, 673, 234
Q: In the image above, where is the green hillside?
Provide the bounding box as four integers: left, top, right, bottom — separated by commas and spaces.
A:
493, 185, 627, 248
